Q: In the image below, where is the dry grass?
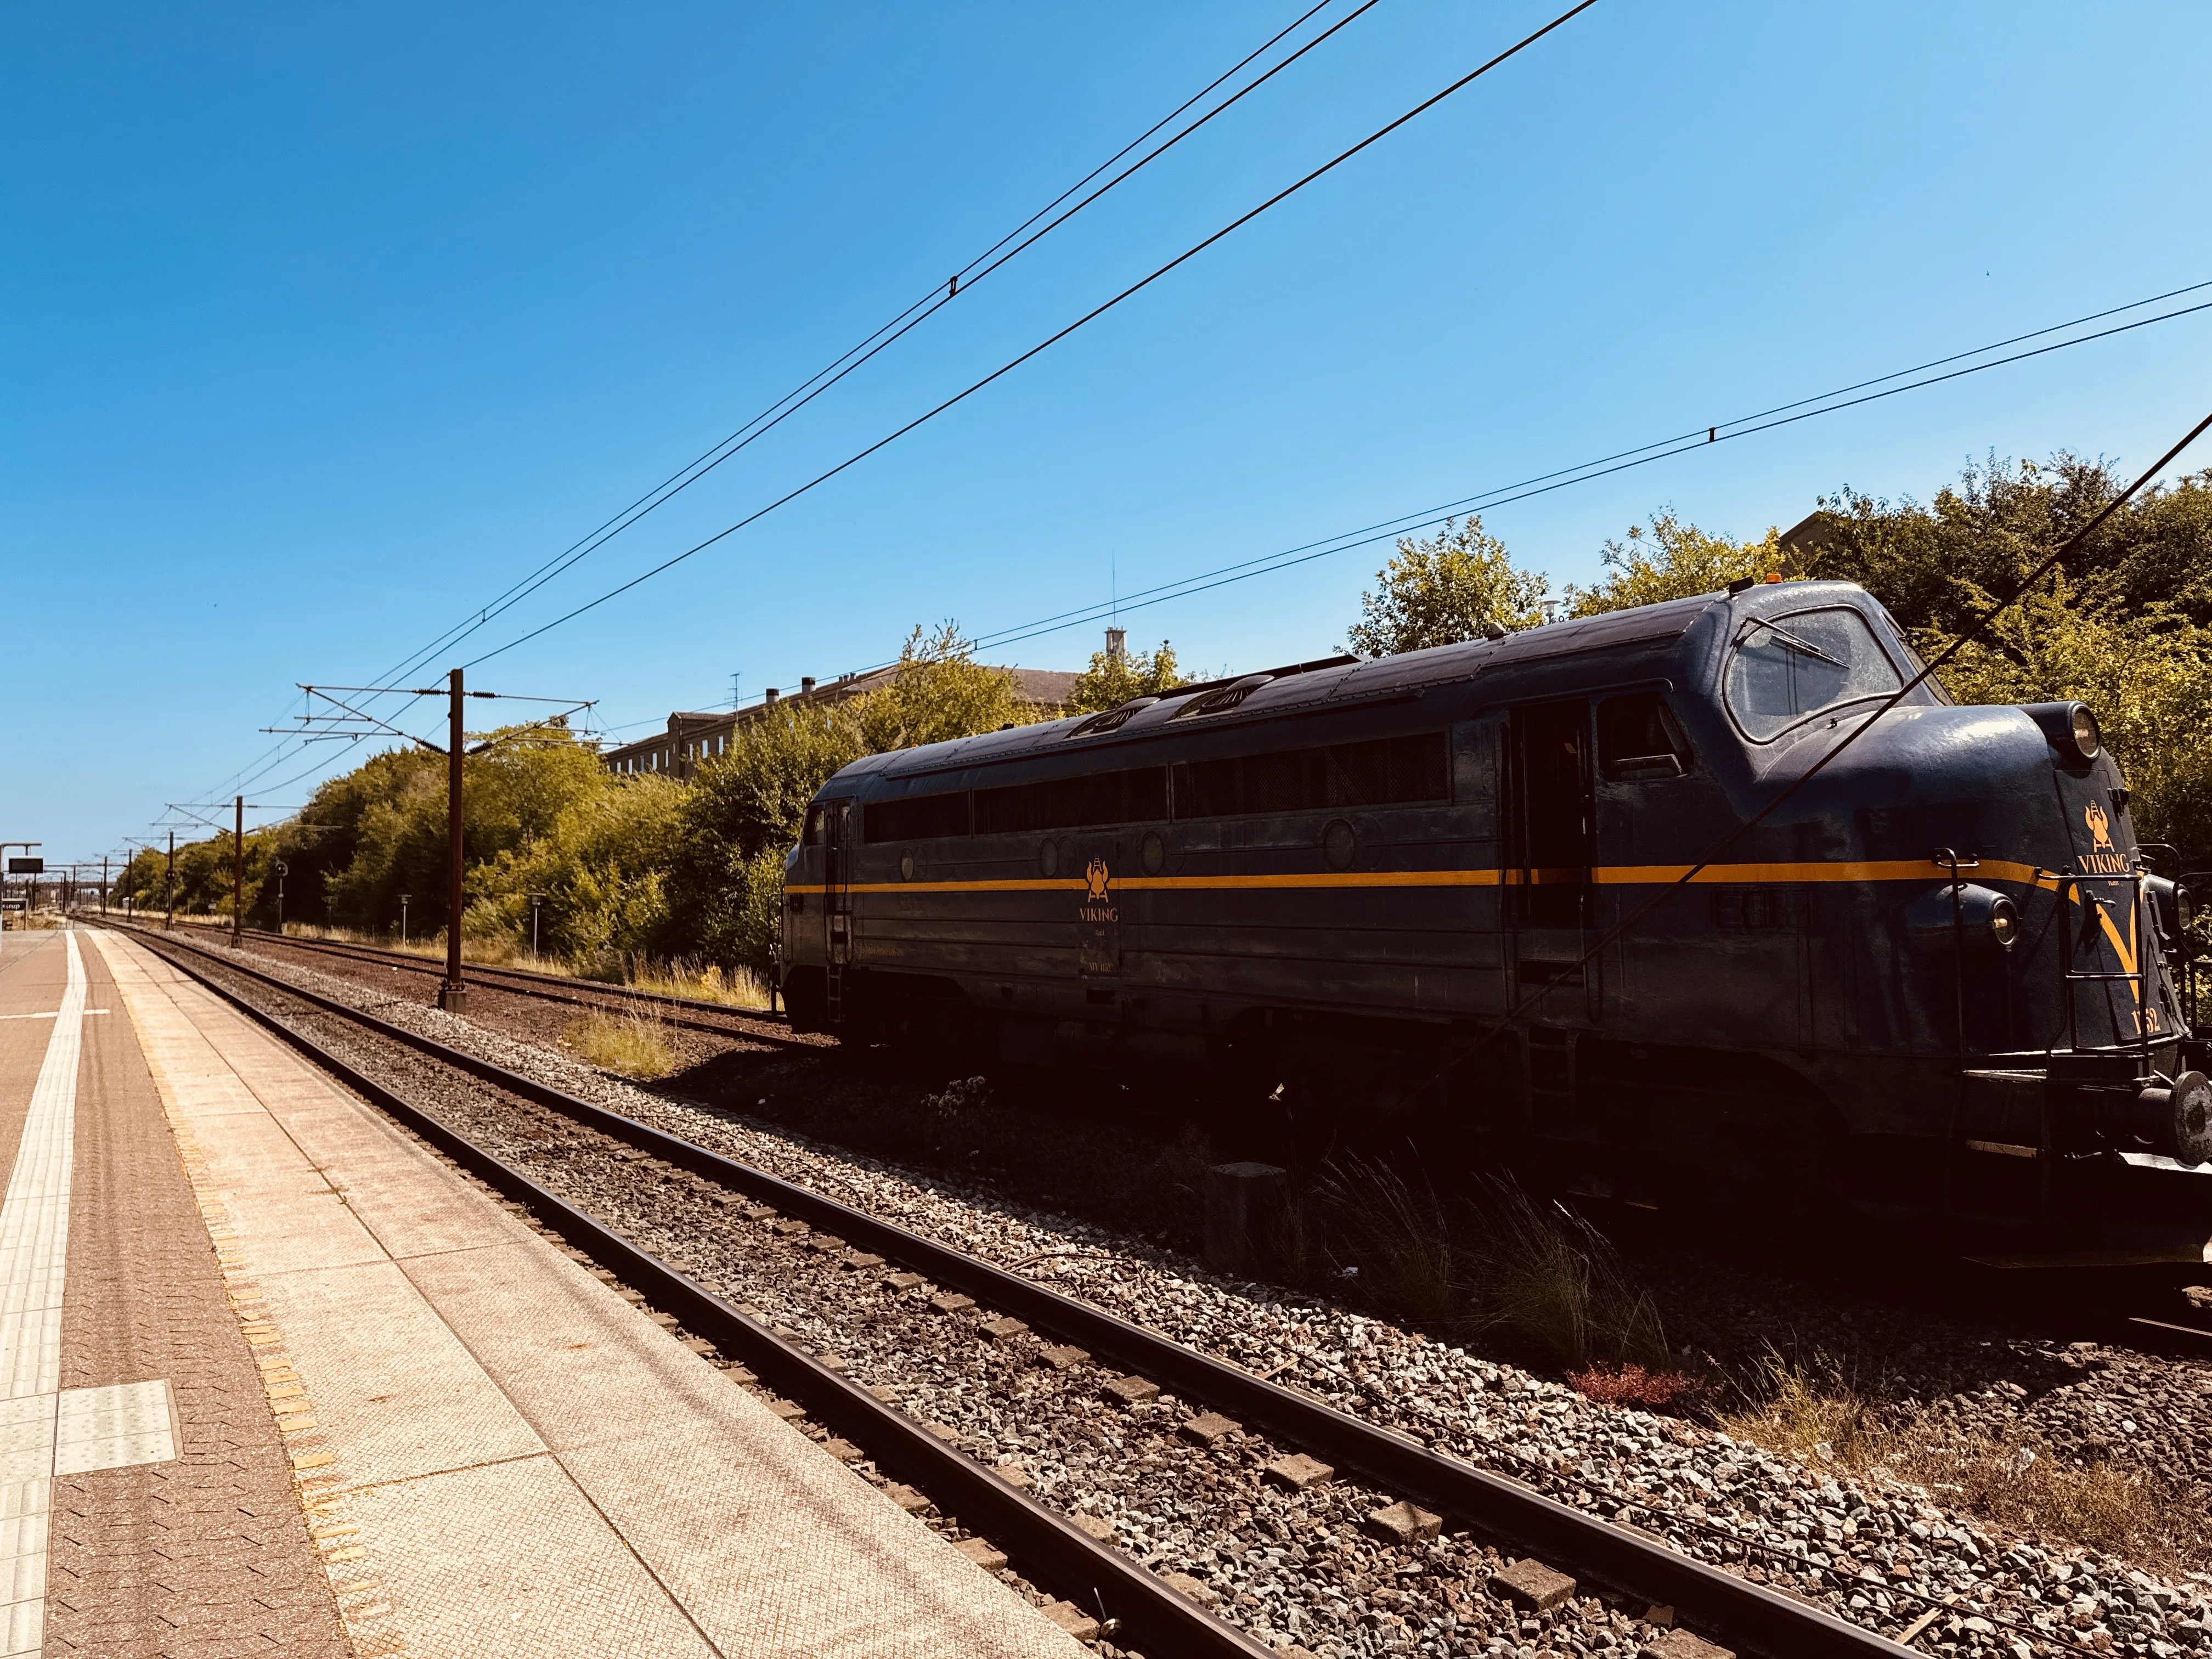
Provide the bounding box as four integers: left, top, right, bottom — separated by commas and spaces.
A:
617, 956, 771, 1010
1313, 1154, 1460, 1326
1717, 1347, 2210, 1573
241, 922, 774, 1007
565, 1008, 677, 1080
1461, 1178, 1669, 1373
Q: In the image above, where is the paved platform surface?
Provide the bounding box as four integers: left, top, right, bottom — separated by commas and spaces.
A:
0, 926, 351, 1659
83, 929, 1088, 1659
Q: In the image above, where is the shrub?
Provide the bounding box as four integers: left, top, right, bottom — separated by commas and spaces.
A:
1312, 1154, 1460, 1327
565, 1008, 676, 1080
1459, 1178, 1668, 1371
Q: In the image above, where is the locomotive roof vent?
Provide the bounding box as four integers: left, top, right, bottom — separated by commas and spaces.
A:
1171, 673, 1276, 720
1062, 696, 1161, 740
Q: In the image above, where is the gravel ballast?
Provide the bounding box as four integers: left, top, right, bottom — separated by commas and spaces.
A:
156, 937, 2212, 1659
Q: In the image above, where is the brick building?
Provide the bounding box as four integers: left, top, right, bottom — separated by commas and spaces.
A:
602, 665, 1080, 781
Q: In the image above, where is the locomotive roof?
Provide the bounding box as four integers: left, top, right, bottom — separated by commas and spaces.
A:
832, 580, 1877, 785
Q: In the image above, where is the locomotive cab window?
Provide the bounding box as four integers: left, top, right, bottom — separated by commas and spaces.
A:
803, 805, 825, 845
1724, 607, 1901, 741
1596, 693, 1691, 781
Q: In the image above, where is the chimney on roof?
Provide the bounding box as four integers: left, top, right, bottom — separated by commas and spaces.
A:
800, 676, 816, 697
1106, 627, 1127, 661
764, 687, 780, 706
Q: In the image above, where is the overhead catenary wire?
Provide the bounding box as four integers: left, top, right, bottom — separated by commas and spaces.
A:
112, 278, 2212, 859
961, 281, 2212, 656
691, 278, 2212, 709
459, 0, 1605, 672
163, 1, 1388, 836
367, 0, 1381, 692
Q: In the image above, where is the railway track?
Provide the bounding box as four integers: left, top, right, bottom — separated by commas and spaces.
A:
108, 919, 1912, 1659
155, 918, 809, 1046
101, 921, 2212, 1374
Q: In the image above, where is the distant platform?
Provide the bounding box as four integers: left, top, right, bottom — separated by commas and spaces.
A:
0, 926, 1086, 1658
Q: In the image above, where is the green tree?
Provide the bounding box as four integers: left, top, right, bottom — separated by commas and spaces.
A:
470, 771, 689, 961
1070, 639, 1187, 713
662, 619, 1046, 970
1937, 573, 2212, 870
1788, 455, 2212, 639
1346, 517, 1549, 656
661, 699, 866, 967
1565, 511, 1781, 616
296, 720, 609, 938
851, 622, 1045, 751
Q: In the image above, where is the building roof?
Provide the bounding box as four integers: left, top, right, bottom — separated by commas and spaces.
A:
600, 662, 1080, 774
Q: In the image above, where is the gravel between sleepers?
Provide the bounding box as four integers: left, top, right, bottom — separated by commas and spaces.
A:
167, 940, 2212, 1659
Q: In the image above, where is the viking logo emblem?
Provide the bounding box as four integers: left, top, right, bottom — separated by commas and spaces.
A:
1085, 857, 1111, 902
2085, 800, 2113, 851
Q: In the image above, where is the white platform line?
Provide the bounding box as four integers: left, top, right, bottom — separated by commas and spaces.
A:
0, 934, 83, 1658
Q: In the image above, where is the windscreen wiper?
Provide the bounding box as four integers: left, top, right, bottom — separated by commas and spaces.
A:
1739, 617, 1846, 668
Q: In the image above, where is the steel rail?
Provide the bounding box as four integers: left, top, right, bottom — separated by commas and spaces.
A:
169, 919, 803, 1040
111, 921, 1267, 1659
112, 921, 1904, 1659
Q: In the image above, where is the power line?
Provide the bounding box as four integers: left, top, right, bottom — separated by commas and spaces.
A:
365, 0, 1380, 693
960, 278, 2212, 652
678, 274, 2212, 705
964, 290, 2212, 653
142, 267, 2212, 847
461, 0, 1604, 670
167, 0, 1389, 837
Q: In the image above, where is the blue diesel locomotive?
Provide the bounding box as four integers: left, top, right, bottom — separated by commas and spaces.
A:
780, 579, 2212, 1252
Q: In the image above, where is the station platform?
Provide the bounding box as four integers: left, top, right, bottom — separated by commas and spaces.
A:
0, 926, 1089, 1659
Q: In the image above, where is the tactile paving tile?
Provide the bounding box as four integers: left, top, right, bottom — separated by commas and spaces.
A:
53, 1380, 177, 1475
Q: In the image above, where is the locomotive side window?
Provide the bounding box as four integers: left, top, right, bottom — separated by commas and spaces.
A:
803, 804, 825, 845
1170, 731, 1448, 820
973, 765, 1168, 833
1724, 607, 1901, 741
1596, 693, 1691, 781
864, 791, 973, 843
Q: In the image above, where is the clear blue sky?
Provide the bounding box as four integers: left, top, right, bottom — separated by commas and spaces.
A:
7, 1, 2211, 866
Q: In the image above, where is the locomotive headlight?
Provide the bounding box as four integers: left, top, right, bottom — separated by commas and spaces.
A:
2069, 704, 2102, 760
1908, 882, 2019, 950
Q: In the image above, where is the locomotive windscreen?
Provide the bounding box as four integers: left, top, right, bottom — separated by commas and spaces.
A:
1725, 607, 1902, 740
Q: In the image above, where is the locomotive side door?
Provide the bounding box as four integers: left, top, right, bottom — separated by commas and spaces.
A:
1508, 701, 1596, 1017
822, 798, 855, 1024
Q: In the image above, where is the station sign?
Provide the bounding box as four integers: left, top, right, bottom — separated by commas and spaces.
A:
5, 859, 41, 875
